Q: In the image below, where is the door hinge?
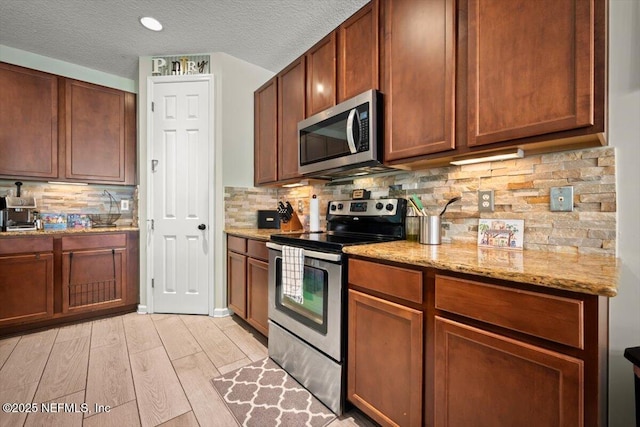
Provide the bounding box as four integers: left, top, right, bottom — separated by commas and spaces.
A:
152, 278, 154, 288
151, 219, 154, 230
151, 101, 155, 112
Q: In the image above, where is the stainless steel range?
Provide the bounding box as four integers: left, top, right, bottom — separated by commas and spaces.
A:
266, 198, 407, 415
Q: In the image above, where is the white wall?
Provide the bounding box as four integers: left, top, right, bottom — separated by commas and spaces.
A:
0, 45, 136, 93
608, 1, 640, 425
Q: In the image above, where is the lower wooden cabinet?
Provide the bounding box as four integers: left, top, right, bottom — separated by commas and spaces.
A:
61, 234, 127, 314
434, 316, 583, 426
348, 289, 423, 427
247, 258, 269, 336
0, 231, 139, 337
0, 253, 54, 327
226, 234, 269, 337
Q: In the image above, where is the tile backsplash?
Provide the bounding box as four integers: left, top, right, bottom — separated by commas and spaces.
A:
0, 180, 136, 226
225, 146, 616, 256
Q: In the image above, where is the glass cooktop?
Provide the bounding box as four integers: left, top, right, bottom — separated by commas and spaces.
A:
269, 231, 399, 253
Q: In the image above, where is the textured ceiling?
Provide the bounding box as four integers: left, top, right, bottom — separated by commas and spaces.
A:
0, 0, 369, 81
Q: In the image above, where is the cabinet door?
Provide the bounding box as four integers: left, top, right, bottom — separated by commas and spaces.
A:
254, 77, 278, 185
227, 250, 247, 318
278, 57, 305, 181
382, 0, 456, 162
306, 32, 337, 117
434, 317, 583, 426
467, 0, 595, 146
63, 79, 132, 183
337, 0, 379, 102
0, 63, 58, 179
247, 258, 269, 337
0, 253, 54, 326
61, 248, 127, 313
348, 289, 423, 427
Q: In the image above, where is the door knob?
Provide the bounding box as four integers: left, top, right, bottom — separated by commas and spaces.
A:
198, 224, 206, 230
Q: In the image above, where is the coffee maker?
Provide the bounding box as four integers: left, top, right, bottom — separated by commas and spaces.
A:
0, 182, 37, 231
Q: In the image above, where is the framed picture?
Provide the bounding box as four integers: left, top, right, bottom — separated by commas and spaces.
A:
67, 214, 91, 229
478, 218, 524, 250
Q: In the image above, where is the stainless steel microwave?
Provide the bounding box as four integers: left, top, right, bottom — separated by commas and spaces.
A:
298, 89, 389, 179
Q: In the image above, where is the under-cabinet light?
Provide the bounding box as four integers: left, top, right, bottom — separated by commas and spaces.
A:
450, 148, 524, 166
47, 181, 89, 186
282, 182, 306, 188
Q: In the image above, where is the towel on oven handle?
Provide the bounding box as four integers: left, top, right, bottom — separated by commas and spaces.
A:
282, 245, 304, 304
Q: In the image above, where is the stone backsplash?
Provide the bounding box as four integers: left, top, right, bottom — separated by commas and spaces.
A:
225, 146, 616, 256
0, 180, 136, 226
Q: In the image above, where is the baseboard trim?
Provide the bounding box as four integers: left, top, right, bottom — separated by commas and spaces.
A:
213, 307, 231, 317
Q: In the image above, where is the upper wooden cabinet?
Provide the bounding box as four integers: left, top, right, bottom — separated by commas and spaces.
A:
337, 0, 380, 102
466, 0, 604, 147
382, 0, 456, 163
62, 79, 136, 184
306, 32, 337, 117
0, 62, 136, 185
254, 77, 278, 185
278, 57, 306, 182
0, 62, 59, 179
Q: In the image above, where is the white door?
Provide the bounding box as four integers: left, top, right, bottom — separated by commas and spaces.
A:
149, 76, 212, 314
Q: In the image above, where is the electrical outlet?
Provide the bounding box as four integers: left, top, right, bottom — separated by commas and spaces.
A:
120, 199, 130, 212
478, 190, 494, 212
297, 200, 304, 213
550, 186, 574, 212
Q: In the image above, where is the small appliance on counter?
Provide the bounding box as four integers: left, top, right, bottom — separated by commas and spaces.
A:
0, 182, 37, 232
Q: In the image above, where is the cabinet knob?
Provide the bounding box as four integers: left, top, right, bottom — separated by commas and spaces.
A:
198, 224, 206, 230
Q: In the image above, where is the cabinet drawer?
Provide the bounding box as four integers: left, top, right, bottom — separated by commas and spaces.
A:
227, 235, 247, 254
349, 259, 423, 304
62, 233, 126, 251
247, 239, 268, 260
0, 237, 53, 255
435, 275, 584, 349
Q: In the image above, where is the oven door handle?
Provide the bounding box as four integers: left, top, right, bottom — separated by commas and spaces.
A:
266, 242, 342, 263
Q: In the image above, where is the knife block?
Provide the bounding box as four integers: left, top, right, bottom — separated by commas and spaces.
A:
280, 211, 304, 232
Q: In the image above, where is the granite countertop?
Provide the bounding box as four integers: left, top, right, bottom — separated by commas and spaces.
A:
0, 226, 139, 238
344, 241, 619, 297
225, 228, 290, 241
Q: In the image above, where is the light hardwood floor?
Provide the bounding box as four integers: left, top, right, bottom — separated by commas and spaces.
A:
0, 313, 377, 427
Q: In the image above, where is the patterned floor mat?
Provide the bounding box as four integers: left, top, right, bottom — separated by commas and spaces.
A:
211, 358, 337, 427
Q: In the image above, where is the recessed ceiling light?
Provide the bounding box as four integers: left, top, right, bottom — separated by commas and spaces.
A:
140, 16, 163, 31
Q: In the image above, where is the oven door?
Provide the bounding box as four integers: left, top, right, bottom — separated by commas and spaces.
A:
267, 242, 344, 362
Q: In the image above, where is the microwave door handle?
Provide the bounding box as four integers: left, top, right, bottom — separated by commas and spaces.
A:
346, 108, 358, 154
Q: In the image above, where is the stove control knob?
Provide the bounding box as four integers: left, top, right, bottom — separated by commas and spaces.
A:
386, 203, 395, 211
330, 204, 337, 211
337, 203, 344, 210
375, 202, 384, 210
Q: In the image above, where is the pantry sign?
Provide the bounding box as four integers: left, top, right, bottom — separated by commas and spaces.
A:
151, 54, 210, 76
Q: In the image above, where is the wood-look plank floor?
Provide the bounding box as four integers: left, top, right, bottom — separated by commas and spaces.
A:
0, 313, 378, 427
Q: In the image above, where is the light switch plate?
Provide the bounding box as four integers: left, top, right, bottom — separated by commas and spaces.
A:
478, 190, 494, 212
550, 186, 574, 212
120, 199, 130, 212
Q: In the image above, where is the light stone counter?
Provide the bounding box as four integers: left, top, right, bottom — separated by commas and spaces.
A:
0, 226, 139, 238
343, 241, 619, 297
225, 228, 297, 241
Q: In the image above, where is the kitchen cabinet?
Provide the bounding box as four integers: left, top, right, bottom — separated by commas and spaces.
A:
434, 317, 582, 426
0, 62, 59, 179
306, 32, 337, 117
337, 0, 379, 102
381, 0, 456, 163
433, 274, 606, 426
254, 77, 278, 185
61, 78, 137, 184
226, 234, 269, 337
277, 57, 306, 182
61, 233, 127, 314
0, 62, 136, 185
0, 237, 54, 327
348, 258, 424, 427
0, 230, 139, 337
465, 0, 605, 148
